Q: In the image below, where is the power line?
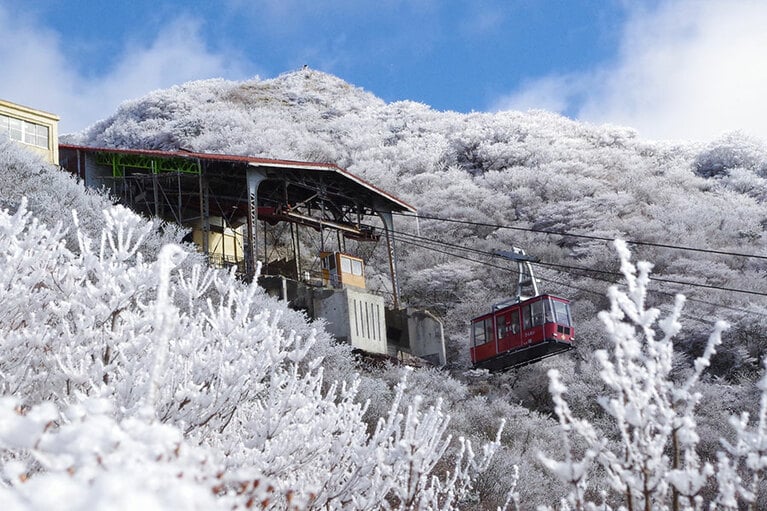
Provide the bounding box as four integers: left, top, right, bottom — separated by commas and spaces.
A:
392, 211, 767, 262
534, 260, 767, 298
390, 229, 767, 320
390, 232, 725, 326
393, 229, 767, 298
390, 232, 604, 298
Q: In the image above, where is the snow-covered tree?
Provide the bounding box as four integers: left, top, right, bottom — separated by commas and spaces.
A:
538, 241, 738, 510
0, 194, 502, 509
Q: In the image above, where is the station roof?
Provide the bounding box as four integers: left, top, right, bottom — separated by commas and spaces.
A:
59, 143, 416, 214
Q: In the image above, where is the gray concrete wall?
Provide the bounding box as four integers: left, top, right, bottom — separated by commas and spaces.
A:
84, 154, 111, 189
406, 308, 446, 366
384, 307, 446, 366
346, 288, 387, 354
313, 290, 351, 342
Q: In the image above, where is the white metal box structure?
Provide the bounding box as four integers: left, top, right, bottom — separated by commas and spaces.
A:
313, 287, 387, 355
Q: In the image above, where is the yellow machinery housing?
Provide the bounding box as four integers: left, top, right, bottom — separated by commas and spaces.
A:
320, 251, 366, 289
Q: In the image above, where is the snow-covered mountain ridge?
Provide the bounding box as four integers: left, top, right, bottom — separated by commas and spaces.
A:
68, 69, 767, 240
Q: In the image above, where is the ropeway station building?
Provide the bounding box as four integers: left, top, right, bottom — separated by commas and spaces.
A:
58, 143, 446, 365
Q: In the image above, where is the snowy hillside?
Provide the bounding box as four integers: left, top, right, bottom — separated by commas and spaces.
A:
0, 139, 505, 509
3, 68, 767, 509
69, 69, 767, 368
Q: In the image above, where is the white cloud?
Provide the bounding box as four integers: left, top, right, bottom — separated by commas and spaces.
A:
0, 7, 247, 133
493, 0, 767, 143
492, 74, 589, 117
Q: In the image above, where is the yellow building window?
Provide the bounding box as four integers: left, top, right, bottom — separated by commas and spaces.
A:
0, 113, 50, 149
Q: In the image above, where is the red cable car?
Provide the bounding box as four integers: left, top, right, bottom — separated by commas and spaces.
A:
470, 294, 574, 371
470, 248, 574, 371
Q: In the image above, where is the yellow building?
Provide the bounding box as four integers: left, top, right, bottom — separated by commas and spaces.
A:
192, 216, 246, 272
320, 251, 367, 289
0, 99, 59, 165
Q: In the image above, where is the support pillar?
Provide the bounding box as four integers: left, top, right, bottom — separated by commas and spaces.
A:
286, 181, 301, 280
291, 222, 302, 280
152, 160, 160, 218
199, 164, 209, 257
377, 210, 400, 309
245, 166, 268, 279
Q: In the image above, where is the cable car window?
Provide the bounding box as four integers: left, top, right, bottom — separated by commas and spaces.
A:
484, 318, 494, 344
531, 300, 544, 326
553, 301, 571, 326
522, 305, 532, 330
472, 321, 486, 346
510, 309, 520, 334
340, 256, 352, 274
544, 299, 555, 323
351, 259, 363, 276
497, 314, 509, 339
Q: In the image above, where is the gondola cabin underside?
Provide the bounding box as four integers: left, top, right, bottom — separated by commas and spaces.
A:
471, 294, 574, 372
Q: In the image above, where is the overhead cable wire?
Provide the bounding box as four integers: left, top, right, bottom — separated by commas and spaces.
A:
393, 229, 767, 298
390, 229, 767, 319
391, 211, 767, 262
393, 229, 767, 311
534, 260, 767, 298
390, 232, 604, 298
389, 232, 721, 325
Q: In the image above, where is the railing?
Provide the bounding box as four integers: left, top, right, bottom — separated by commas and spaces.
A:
207, 253, 246, 274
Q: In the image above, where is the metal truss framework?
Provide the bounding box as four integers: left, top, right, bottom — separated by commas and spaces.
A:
60, 144, 414, 303
95, 152, 201, 177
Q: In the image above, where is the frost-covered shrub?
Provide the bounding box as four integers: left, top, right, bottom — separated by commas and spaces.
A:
0, 397, 224, 511
0, 198, 503, 510
720, 168, 767, 203
535, 241, 767, 510
694, 131, 767, 178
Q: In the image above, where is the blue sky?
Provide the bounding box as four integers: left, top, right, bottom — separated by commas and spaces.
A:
2, 0, 766, 143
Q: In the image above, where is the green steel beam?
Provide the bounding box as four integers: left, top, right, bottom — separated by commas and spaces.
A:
95, 152, 201, 178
